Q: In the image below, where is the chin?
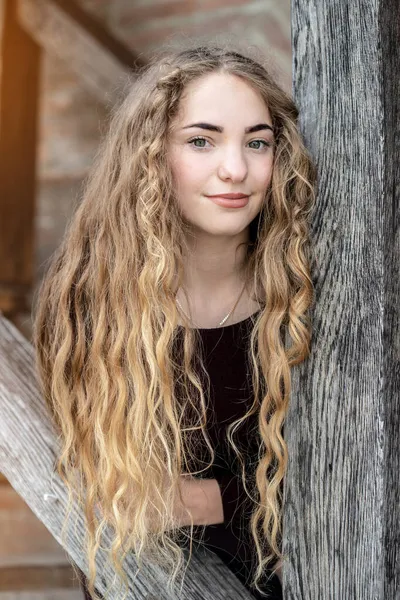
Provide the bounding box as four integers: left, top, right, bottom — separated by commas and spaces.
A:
201, 224, 250, 237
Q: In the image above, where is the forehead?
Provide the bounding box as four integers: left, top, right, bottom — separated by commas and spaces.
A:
174, 72, 271, 125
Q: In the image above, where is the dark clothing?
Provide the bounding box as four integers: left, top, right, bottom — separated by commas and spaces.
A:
174, 311, 282, 598
78, 311, 282, 599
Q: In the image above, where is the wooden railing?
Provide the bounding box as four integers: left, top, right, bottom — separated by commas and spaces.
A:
0, 312, 255, 599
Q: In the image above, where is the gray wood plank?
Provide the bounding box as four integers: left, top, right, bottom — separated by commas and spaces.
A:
285, 1, 400, 598
0, 314, 255, 599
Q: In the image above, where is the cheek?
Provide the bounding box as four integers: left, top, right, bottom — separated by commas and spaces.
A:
171, 153, 208, 193
255, 156, 274, 189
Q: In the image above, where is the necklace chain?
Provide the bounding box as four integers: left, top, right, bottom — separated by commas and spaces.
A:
175, 281, 247, 328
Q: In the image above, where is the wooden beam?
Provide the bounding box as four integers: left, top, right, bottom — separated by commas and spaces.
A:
285, 1, 400, 598
17, 0, 145, 106
0, 0, 41, 317
0, 314, 255, 599
0, 565, 77, 590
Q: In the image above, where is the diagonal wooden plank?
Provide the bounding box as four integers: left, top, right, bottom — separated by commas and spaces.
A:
17, 0, 145, 106
0, 313, 255, 599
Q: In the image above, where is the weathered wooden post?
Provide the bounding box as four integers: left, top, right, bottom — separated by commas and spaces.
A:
284, 1, 399, 598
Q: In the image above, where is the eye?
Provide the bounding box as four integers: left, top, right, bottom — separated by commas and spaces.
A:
187, 136, 211, 149
247, 139, 271, 151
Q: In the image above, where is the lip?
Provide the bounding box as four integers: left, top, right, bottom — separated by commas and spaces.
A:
206, 194, 250, 208
207, 193, 250, 199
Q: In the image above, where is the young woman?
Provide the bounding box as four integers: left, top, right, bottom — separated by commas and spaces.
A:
33, 44, 316, 600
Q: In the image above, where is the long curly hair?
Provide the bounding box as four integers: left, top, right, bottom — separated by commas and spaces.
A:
32, 43, 317, 599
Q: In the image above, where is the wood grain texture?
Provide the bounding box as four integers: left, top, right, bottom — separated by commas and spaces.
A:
0, 314, 255, 599
286, 1, 400, 598
17, 0, 142, 107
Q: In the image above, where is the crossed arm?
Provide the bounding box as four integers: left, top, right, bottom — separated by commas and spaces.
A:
174, 476, 224, 526
178, 476, 283, 584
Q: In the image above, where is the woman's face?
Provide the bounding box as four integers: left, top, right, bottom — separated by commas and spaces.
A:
167, 71, 275, 238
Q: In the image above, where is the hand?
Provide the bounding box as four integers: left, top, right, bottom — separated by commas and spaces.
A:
177, 476, 224, 527
146, 475, 224, 531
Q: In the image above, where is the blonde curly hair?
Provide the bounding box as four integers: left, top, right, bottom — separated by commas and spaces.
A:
32, 43, 317, 599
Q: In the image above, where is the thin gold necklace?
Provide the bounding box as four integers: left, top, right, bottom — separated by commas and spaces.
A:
175, 281, 247, 328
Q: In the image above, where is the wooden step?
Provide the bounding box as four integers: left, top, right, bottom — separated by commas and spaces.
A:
0, 592, 83, 599
0, 482, 83, 596
0, 565, 81, 590
0, 483, 70, 568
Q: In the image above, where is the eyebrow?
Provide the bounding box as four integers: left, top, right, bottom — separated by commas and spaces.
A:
181, 122, 274, 134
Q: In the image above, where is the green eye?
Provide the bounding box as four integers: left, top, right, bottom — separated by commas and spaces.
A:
188, 137, 209, 148
248, 140, 270, 150
187, 137, 271, 150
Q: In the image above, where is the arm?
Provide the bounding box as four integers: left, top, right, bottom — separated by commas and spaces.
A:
179, 471, 244, 524
197, 476, 284, 586
177, 476, 224, 526
95, 476, 224, 530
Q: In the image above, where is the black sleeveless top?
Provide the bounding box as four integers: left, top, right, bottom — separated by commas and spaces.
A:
174, 311, 283, 599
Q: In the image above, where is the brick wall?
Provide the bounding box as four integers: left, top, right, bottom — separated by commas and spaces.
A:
38, 0, 291, 179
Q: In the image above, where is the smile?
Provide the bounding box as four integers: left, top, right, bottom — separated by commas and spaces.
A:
206, 195, 250, 208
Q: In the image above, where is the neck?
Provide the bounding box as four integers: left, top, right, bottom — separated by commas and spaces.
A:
180, 230, 249, 299
174, 230, 256, 327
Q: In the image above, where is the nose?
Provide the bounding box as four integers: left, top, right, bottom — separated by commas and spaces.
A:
217, 147, 248, 183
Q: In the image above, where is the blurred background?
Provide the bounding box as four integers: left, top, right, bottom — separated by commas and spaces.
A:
0, 0, 291, 597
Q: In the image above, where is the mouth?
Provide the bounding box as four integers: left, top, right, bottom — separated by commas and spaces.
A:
206, 194, 250, 209
206, 193, 250, 200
